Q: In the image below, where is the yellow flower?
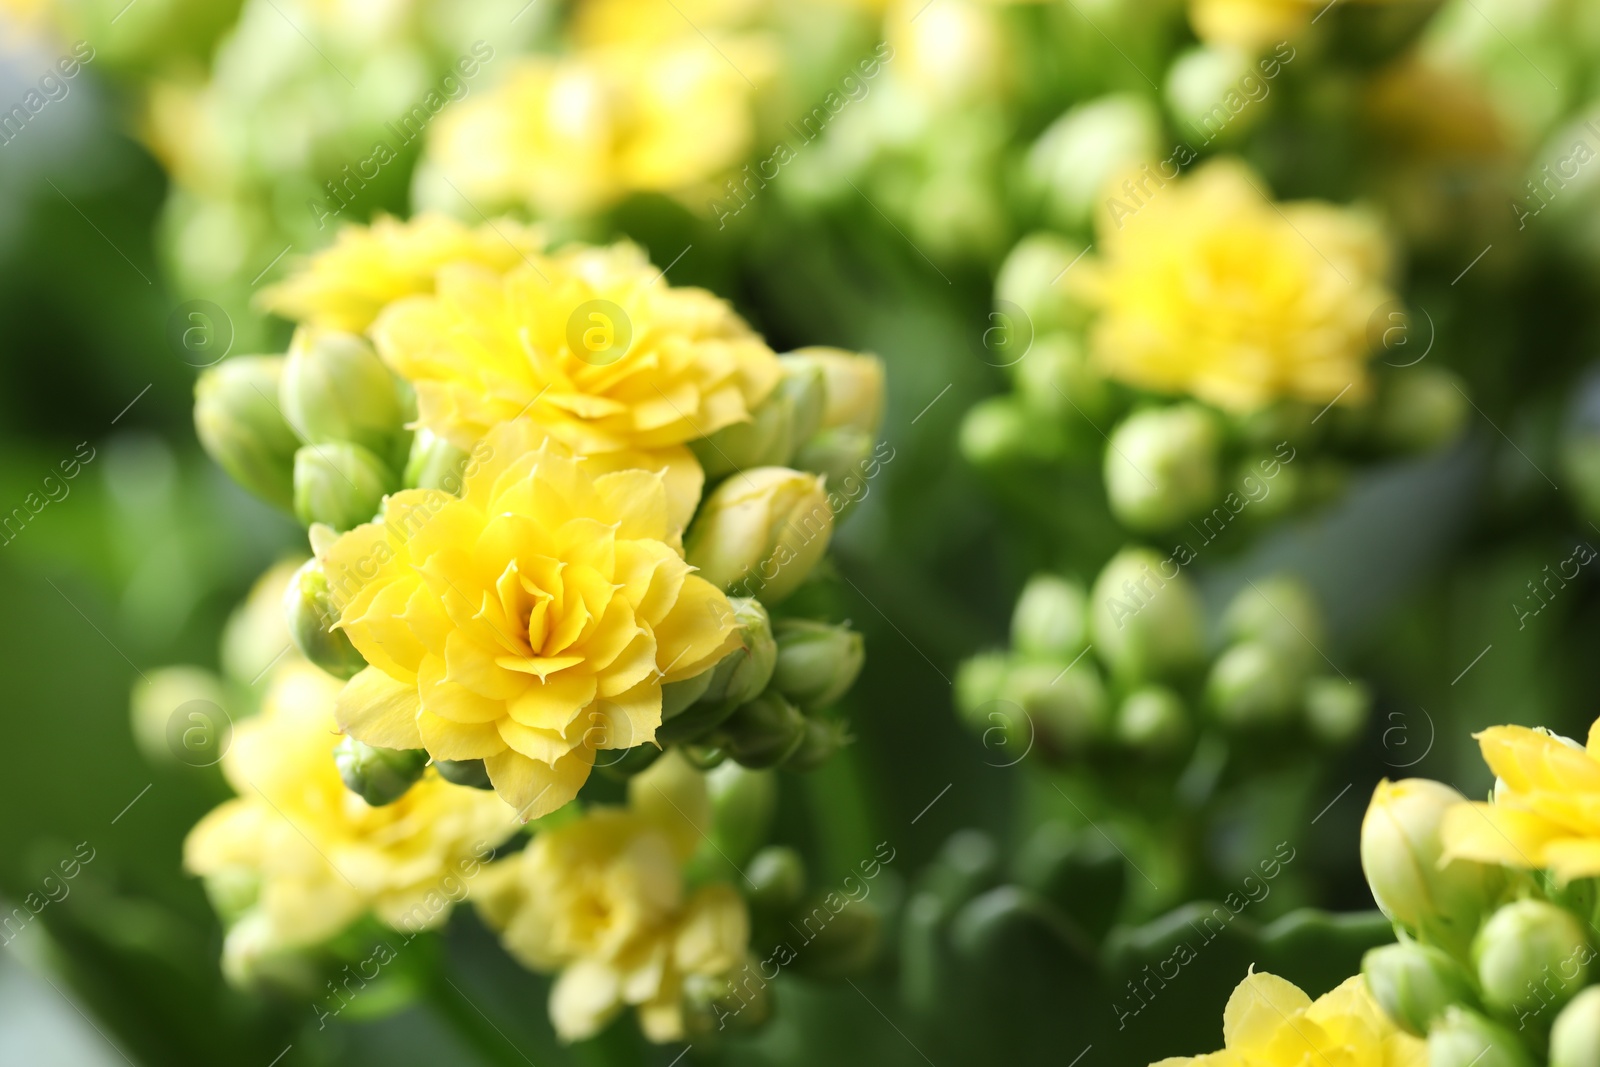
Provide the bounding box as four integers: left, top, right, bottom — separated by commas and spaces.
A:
321, 418, 742, 818
1188, 0, 1404, 51
1151, 970, 1426, 1066
183, 662, 518, 978
1441, 721, 1600, 883
258, 213, 545, 333
370, 236, 782, 526
571, 0, 768, 47
475, 752, 748, 1042
421, 42, 769, 218
1078, 160, 1394, 413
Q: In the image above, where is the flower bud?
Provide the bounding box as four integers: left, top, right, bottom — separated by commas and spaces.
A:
662, 669, 716, 721
1014, 333, 1112, 424
788, 893, 883, 980
1474, 899, 1592, 1019
1305, 677, 1371, 746
716, 692, 808, 769
660, 599, 776, 745
1011, 574, 1090, 662
1427, 1007, 1535, 1067
683, 960, 772, 1039
783, 715, 852, 772
403, 429, 471, 493
686, 467, 833, 603
130, 666, 229, 766
692, 363, 823, 477
434, 758, 493, 790
292, 442, 394, 531
1206, 641, 1301, 729
1089, 547, 1204, 683
995, 234, 1094, 337
960, 396, 1068, 468
1104, 405, 1222, 531
1362, 940, 1478, 1037
1114, 685, 1189, 755
792, 426, 875, 517
954, 651, 1011, 725
1222, 575, 1326, 676
782, 348, 885, 435
333, 736, 428, 806
745, 846, 806, 918
284, 557, 367, 679
194, 356, 301, 510
771, 619, 863, 712
1371, 367, 1470, 455
1026, 94, 1163, 232
1361, 779, 1504, 959
220, 912, 320, 994
1005, 660, 1110, 755
280, 329, 406, 465
1551, 986, 1600, 1067
705, 760, 776, 868
1166, 47, 1263, 146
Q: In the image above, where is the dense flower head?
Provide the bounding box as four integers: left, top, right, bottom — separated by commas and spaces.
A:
422, 41, 769, 218
370, 236, 782, 524
183, 662, 518, 977
1441, 719, 1600, 883
1078, 160, 1394, 413
258, 214, 544, 334
322, 418, 742, 817
1152, 970, 1426, 1066
475, 752, 748, 1042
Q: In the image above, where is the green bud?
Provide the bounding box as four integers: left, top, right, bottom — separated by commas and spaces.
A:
595, 743, 663, 782
284, 557, 367, 679
1371, 367, 1470, 454
333, 736, 428, 806
771, 619, 863, 712
792, 426, 875, 518
705, 760, 776, 868
1362, 940, 1478, 1037
683, 962, 773, 1039
202, 868, 261, 926
280, 329, 405, 464
1104, 405, 1222, 531
434, 758, 493, 790
1551, 986, 1600, 1067
1305, 676, 1371, 746
781, 348, 885, 435
1089, 547, 1205, 683
1006, 660, 1109, 755
959, 395, 1067, 468
685, 467, 833, 603
702, 598, 778, 708
692, 362, 822, 477
783, 715, 852, 772
662, 669, 716, 721
1114, 685, 1189, 755
787, 893, 883, 980
1206, 641, 1301, 729
1014, 333, 1111, 424
954, 651, 1011, 724
292, 442, 393, 531
221, 912, 321, 994
1427, 1007, 1535, 1067
1011, 574, 1089, 662
1026, 94, 1162, 232
1474, 899, 1592, 1019
1232, 453, 1298, 523
194, 356, 301, 510
716, 692, 808, 769
995, 235, 1093, 337
404, 429, 471, 493
745, 846, 807, 917
772, 358, 828, 444
130, 666, 229, 767
1222, 575, 1326, 676
1166, 46, 1263, 146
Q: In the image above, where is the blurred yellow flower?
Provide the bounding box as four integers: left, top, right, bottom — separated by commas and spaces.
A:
475, 752, 748, 1042
259, 214, 544, 333
184, 662, 518, 979
371, 237, 782, 524
422, 41, 770, 218
1189, 0, 1410, 52
1441, 722, 1600, 883
1151, 970, 1426, 1066
1079, 160, 1393, 413
572, 0, 769, 46
322, 419, 741, 818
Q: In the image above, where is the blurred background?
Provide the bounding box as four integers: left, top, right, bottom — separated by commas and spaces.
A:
5, 0, 1600, 1063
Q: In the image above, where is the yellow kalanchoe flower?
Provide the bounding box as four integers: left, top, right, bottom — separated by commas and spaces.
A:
475, 752, 749, 1042
1441, 719, 1600, 883
1079, 160, 1394, 414
1152, 969, 1426, 1066
184, 662, 518, 981
1189, 0, 1406, 52
259, 213, 544, 333
321, 418, 742, 817
371, 237, 783, 526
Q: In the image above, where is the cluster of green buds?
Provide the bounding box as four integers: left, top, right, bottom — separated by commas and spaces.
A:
1359, 779, 1600, 1065
194, 330, 414, 530
954, 552, 1365, 765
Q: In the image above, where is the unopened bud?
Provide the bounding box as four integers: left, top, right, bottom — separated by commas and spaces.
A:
1089, 547, 1204, 683
1104, 405, 1222, 531
333, 736, 428, 806
284, 557, 367, 679
1011, 574, 1089, 662
792, 426, 874, 515
1371, 367, 1470, 455
959, 396, 1068, 467
745, 846, 806, 917
1222, 575, 1325, 676
995, 234, 1094, 336
130, 667, 228, 766
1166, 46, 1261, 145
292, 442, 393, 531
1207, 641, 1300, 729
1362, 940, 1478, 1037
686, 468, 832, 603
788, 893, 883, 980
434, 758, 493, 790
662, 669, 716, 721
784, 715, 852, 772
1551, 986, 1600, 1067
782, 348, 885, 436
1006, 660, 1110, 755
1474, 899, 1592, 1019
404, 429, 471, 493
692, 362, 823, 477
1427, 1007, 1535, 1067
705, 760, 776, 868
280, 329, 406, 464
194, 356, 301, 510
660, 599, 776, 745
1014, 333, 1112, 424
683, 957, 772, 1039
1026, 94, 1162, 232
1114, 685, 1188, 755
771, 619, 863, 712
716, 692, 807, 769
954, 651, 1011, 724
1305, 677, 1371, 746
